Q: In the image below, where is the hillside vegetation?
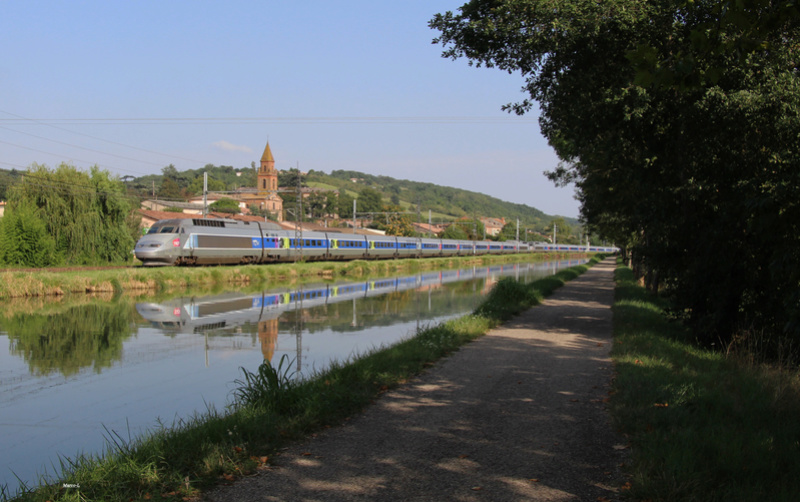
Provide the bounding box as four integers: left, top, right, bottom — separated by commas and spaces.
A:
308, 170, 567, 230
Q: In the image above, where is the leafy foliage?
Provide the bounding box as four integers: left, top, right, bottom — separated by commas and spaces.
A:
441, 223, 468, 240
209, 197, 241, 214
0, 199, 58, 267
431, 0, 800, 347
6, 163, 138, 265
189, 174, 226, 195
311, 170, 564, 232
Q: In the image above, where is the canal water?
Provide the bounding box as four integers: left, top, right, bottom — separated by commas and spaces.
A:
0, 258, 586, 492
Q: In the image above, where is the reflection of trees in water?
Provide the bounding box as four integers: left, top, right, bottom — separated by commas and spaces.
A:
3, 301, 138, 376
280, 279, 488, 334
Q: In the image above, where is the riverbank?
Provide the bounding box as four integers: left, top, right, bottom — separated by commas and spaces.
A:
610, 262, 800, 501
0, 252, 583, 299
1, 257, 604, 502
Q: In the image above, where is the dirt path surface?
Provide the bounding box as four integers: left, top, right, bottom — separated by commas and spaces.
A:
206, 257, 626, 501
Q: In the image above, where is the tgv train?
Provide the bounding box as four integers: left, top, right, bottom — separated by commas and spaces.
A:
134, 218, 528, 266
133, 217, 616, 266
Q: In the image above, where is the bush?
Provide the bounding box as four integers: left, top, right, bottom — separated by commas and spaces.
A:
0, 200, 58, 267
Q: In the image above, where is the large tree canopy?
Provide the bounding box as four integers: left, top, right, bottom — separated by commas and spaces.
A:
431, 0, 800, 346
5, 163, 139, 265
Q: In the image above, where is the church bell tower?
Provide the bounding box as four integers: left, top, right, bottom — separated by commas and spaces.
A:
258, 142, 278, 195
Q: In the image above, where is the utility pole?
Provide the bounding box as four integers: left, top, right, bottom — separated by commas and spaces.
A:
203, 172, 208, 217
516, 218, 519, 241
352, 199, 357, 233
295, 164, 302, 262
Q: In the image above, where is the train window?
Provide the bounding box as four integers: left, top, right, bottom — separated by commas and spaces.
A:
159, 226, 176, 233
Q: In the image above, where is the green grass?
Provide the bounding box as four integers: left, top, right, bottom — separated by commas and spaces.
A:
2, 257, 603, 502
0, 252, 582, 299
610, 263, 800, 501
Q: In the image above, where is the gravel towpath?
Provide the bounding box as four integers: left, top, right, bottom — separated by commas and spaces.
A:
206, 257, 626, 501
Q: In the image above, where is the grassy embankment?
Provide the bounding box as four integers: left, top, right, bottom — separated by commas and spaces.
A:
1, 256, 604, 502
611, 262, 800, 501
0, 252, 580, 299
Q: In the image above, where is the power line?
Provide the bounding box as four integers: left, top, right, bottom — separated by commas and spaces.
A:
0, 109, 208, 166
0, 138, 155, 176
0, 126, 167, 170
0, 116, 538, 125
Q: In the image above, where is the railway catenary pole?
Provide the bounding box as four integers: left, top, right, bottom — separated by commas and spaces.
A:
203, 173, 208, 217
295, 164, 302, 263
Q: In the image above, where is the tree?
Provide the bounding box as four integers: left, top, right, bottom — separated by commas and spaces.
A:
209, 198, 241, 214
431, 1, 800, 346
338, 192, 354, 219
189, 175, 226, 195
0, 199, 58, 267
306, 191, 327, 219
441, 224, 468, 240
159, 178, 183, 201
325, 191, 339, 217
449, 218, 484, 240
356, 187, 383, 214
7, 163, 138, 265
375, 204, 415, 237
279, 168, 304, 189
161, 164, 179, 180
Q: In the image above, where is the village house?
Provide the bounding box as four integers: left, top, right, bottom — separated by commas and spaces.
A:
479, 217, 507, 237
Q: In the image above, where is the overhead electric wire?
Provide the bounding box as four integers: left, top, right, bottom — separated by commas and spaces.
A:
0, 126, 168, 169
0, 137, 152, 177
0, 115, 537, 125
0, 109, 207, 166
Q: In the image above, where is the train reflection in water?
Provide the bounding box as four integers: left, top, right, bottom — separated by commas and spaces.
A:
135, 258, 587, 370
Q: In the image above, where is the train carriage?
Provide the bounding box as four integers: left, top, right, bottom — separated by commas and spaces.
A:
419, 238, 442, 258
266, 231, 330, 262
366, 236, 399, 259
395, 236, 421, 259
328, 234, 369, 261
441, 241, 459, 256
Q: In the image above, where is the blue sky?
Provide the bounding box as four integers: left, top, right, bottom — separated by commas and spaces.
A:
0, 1, 579, 217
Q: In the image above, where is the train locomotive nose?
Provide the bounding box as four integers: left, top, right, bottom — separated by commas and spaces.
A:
134, 235, 179, 265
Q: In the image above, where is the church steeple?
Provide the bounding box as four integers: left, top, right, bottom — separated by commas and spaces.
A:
261, 142, 275, 164
258, 141, 278, 193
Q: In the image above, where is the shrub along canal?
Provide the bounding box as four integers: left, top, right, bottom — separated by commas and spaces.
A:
0, 257, 586, 493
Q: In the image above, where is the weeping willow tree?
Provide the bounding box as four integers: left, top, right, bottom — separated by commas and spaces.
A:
6, 163, 140, 265
0, 199, 58, 267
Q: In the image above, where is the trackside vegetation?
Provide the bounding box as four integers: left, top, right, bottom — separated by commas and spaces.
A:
611, 262, 800, 501
1, 257, 603, 502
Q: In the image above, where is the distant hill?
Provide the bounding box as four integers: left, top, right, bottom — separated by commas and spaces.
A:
307, 170, 576, 232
